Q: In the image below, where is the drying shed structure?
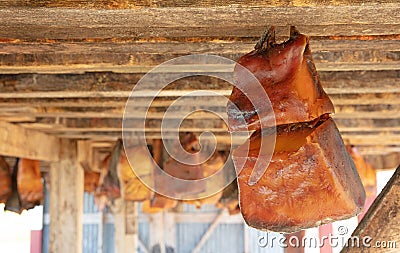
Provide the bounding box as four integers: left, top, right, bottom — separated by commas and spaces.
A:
0, 1, 399, 253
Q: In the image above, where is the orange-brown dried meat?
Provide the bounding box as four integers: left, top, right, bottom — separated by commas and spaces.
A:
346, 146, 377, 197
227, 27, 334, 131
233, 118, 365, 232
150, 193, 178, 209
118, 147, 153, 201
17, 159, 44, 210
84, 170, 100, 193
0, 157, 12, 203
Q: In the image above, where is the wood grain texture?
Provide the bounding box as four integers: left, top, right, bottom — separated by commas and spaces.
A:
0, 6, 399, 41
0, 93, 398, 110
112, 199, 138, 253
49, 139, 83, 253
0, 40, 399, 69
1, 71, 399, 93
341, 165, 399, 253
0, 0, 399, 9
0, 120, 60, 161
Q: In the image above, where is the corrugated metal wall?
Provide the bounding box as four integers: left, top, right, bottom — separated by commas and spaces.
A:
175, 223, 245, 253
102, 224, 115, 253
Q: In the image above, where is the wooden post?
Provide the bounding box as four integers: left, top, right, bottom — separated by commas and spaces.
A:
164, 211, 176, 251
49, 139, 83, 253
149, 211, 166, 253
114, 199, 138, 253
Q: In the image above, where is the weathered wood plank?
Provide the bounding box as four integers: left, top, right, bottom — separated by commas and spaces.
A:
49, 139, 83, 253
1, 71, 399, 94
113, 200, 138, 253
0, 0, 399, 9
9, 110, 400, 132
364, 152, 400, 170
341, 165, 399, 253
0, 6, 399, 42
0, 120, 60, 161
0, 40, 399, 69
48, 130, 400, 145
0, 93, 398, 109
1, 61, 400, 74
1, 104, 400, 120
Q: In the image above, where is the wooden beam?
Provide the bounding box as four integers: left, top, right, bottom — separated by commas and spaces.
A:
2, 104, 400, 121
0, 0, 398, 9
0, 6, 399, 42
77, 140, 94, 171
0, 92, 399, 110
0, 62, 399, 74
341, 165, 400, 252
49, 139, 83, 253
149, 212, 166, 253
0, 40, 399, 72
1, 71, 399, 95
51, 130, 400, 146
364, 152, 400, 170
164, 211, 176, 251
0, 120, 60, 161
112, 199, 138, 253
16, 117, 400, 134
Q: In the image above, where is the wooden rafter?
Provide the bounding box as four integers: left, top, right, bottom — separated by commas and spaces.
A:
0, 120, 60, 161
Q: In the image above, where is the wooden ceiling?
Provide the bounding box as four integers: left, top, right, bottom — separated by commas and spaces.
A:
0, 0, 399, 170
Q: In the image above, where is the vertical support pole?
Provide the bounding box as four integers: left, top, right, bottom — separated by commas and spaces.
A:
164, 211, 176, 251
114, 199, 138, 253
149, 139, 166, 253
49, 139, 83, 253
149, 211, 166, 253
97, 210, 104, 253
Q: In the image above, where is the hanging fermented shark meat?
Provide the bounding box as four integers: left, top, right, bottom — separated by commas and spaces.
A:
84, 170, 100, 193
149, 193, 178, 209
216, 179, 240, 215
150, 133, 205, 208
5, 159, 22, 213
185, 151, 225, 207
95, 155, 112, 211
346, 146, 377, 197
94, 141, 123, 210
17, 159, 44, 210
118, 146, 153, 201
161, 133, 205, 199
141, 199, 164, 214
163, 157, 204, 198
150, 162, 178, 209
228, 27, 365, 232
0, 157, 12, 203
233, 118, 365, 232
227, 27, 334, 131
